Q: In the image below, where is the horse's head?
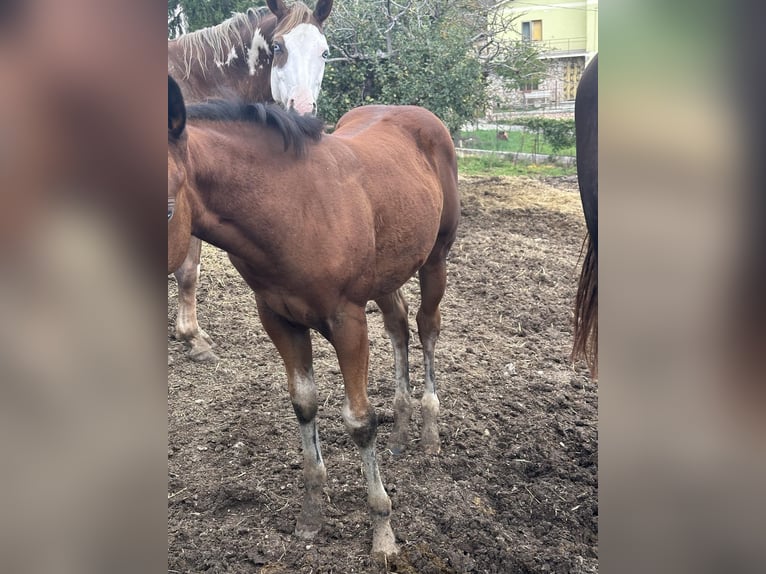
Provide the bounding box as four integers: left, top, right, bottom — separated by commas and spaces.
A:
168, 75, 193, 274
266, 0, 333, 115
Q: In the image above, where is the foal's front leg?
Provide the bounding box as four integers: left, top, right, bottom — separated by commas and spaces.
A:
330, 304, 398, 556
254, 297, 327, 538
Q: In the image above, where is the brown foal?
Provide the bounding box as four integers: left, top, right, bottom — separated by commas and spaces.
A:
168, 75, 459, 556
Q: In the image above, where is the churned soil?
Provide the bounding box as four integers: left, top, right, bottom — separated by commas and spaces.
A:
168, 174, 597, 573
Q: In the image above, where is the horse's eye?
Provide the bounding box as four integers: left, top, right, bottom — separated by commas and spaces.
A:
168, 208, 174, 222
322, 50, 329, 60
272, 43, 281, 53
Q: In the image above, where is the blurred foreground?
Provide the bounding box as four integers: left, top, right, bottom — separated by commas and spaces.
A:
0, 2, 167, 573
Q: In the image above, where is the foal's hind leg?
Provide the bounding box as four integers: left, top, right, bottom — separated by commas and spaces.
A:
254, 297, 327, 538
375, 290, 412, 455
330, 304, 398, 556
416, 257, 448, 455
174, 236, 217, 362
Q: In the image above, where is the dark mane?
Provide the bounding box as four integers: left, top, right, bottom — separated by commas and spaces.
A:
186, 99, 324, 156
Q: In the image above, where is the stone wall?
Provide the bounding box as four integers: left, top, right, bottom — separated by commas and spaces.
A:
485, 55, 586, 116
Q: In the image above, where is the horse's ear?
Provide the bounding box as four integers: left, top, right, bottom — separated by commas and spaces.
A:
313, 0, 333, 25
266, 0, 288, 20
246, 7, 260, 26
168, 76, 186, 139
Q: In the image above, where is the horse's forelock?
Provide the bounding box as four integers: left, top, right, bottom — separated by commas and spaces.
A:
274, 2, 319, 36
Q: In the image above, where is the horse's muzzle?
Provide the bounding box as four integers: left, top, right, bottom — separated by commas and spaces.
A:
289, 97, 316, 116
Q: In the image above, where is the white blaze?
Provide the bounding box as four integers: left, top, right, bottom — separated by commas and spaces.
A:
270, 24, 328, 115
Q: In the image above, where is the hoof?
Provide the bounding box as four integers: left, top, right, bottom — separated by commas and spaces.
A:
420, 393, 440, 455
371, 523, 399, 557
388, 421, 410, 456
189, 348, 219, 363
421, 430, 441, 455
387, 439, 407, 456
295, 524, 320, 539
296, 506, 323, 540
189, 351, 220, 363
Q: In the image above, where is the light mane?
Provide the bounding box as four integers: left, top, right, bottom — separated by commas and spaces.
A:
174, 7, 270, 79
274, 2, 316, 36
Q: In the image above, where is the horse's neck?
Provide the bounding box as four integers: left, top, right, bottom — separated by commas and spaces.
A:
186, 127, 264, 224
167, 19, 275, 103
237, 13, 280, 101
185, 127, 278, 267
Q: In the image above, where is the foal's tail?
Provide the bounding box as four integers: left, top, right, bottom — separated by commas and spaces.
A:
572, 233, 598, 377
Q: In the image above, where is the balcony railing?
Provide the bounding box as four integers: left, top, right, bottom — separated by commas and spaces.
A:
531, 36, 587, 58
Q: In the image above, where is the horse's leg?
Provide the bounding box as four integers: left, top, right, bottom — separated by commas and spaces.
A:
254, 297, 327, 538
330, 305, 398, 556
173, 236, 217, 362
375, 290, 412, 455
416, 255, 448, 455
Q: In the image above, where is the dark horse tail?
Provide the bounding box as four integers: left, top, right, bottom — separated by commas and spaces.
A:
572, 54, 598, 377
572, 233, 597, 377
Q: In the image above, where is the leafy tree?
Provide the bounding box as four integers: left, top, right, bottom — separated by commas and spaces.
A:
322, 1, 484, 134
323, 1, 546, 135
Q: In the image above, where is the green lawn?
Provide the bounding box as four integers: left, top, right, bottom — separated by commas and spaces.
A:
457, 155, 576, 177
457, 128, 576, 157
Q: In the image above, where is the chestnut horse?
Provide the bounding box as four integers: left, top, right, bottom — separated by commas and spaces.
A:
167, 76, 459, 556
169, 0, 333, 362
572, 54, 598, 376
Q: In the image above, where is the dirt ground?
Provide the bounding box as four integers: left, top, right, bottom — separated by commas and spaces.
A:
168, 174, 598, 573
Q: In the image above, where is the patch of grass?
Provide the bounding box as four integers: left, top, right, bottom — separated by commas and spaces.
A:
457, 156, 576, 178
457, 128, 576, 157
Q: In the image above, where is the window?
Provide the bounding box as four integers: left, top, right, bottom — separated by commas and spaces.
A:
520, 79, 540, 92
521, 20, 542, 42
